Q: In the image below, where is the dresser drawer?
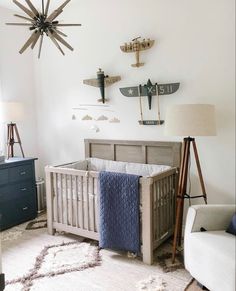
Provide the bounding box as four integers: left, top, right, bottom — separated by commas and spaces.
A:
9, 164, 33, 183
0, 194, 36, 231
0, 185, 10, 200
16, 194, 37, 220
0, 168, 8, 186
0, 182, 35, 203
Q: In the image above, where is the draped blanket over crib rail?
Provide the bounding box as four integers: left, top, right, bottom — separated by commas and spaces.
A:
99, 171, 140, 253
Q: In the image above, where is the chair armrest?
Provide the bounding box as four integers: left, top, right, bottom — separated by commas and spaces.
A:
185, 205, 236, 234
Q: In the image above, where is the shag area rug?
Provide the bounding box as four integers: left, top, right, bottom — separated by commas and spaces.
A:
1, 217, 192, 291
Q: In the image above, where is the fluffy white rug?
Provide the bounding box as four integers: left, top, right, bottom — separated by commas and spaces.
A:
2, 218, 192, 291
5, 241, 100, 291
136, 276, 167, 291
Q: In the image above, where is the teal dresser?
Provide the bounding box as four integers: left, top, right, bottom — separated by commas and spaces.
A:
0, 158, 37, 231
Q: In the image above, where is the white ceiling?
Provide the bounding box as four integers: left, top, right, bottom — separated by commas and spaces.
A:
0, 1, 59, 11
0, 1, 16, 10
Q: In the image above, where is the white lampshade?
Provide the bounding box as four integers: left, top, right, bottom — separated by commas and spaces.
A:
165, 104, 216, 137
0, 102, 24, 123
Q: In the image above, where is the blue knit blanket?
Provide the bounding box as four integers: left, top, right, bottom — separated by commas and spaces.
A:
99, 171, 140, 253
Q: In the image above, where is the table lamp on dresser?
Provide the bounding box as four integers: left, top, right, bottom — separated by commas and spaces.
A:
0, 102, 25, 159
164, 104, 216, 263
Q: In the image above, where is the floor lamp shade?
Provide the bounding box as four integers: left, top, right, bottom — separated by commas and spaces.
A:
0, 102, 24, 123
165, 104, 216, 137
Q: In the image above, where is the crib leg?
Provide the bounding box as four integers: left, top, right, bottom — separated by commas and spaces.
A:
143, 247, 153, 265
142, 178, 154, 265
47, 225, 56, 235
45, 168, 55, 236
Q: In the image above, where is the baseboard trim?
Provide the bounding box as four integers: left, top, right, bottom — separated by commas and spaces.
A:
0, 273, 5, 291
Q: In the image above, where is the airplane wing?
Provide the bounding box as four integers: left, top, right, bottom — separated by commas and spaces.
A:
157, 83, 180, 95
119, 86, 139, 97
120, 85, 157, 97
105, 76, 121, 87
83, 78, 99, 87
120, 83, 180, 97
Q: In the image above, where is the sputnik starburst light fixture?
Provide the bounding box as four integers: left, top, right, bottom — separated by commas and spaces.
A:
6, 0, 81, 58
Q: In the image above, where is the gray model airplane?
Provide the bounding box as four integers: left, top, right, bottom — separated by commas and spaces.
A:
120, 79, 180, 110
83, 69, 121, 103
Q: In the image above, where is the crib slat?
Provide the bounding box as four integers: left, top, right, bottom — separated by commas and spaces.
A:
166, 177, 169, 232
168, 176, 171, 229
60, 174, 63, 224
161, 179, 164, 236
163, 178, 168, 233
88, 177, 92, 231
94, 176, 98, 232
152, 184, 155, 241
158, 181, 161, 240
157, 181, 160, 240
164, 178, 167, 234
53, 173, 58, 223
172, 175, 175, 226
69, 175, 73, 226
75, 176, 79, 228
81, 176, 84, 229
163, 178, 166, 233
90, 177, 95, 232
166, 176, 169, 231
85, 175, 90, 231
64, 174, 68, 225
154, 182, 158, 241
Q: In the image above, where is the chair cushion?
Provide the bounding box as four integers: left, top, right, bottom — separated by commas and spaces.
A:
185, 231, 236, 291
226, 213, 236, 236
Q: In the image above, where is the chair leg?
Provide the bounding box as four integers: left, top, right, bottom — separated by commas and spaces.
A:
197, 281, 208, 290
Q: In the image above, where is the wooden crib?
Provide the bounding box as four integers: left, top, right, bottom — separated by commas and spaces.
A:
45, 139, 181, 265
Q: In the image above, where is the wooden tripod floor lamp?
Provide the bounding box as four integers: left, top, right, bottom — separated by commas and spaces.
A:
0, 102, 25, 159
165, 104, 216, 263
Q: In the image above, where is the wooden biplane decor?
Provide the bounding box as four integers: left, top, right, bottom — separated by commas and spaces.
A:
83, 69, 121, 104
6, 0, 81, 58
120, 37, 155, 68
120, 79, 180, 125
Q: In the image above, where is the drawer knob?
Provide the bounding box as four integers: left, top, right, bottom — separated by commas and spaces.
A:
20, 171, 26, 175
21, 188, 27, 192
22, 207, 28, 211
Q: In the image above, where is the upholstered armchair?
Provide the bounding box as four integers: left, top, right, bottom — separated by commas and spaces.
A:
184, 205, 236, 291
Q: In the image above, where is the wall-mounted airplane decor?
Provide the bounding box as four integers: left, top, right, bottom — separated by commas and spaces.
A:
6, 0, 81, 59
83, 69, 121, 104
120, 80, 180, 125
120, 37, 155, 68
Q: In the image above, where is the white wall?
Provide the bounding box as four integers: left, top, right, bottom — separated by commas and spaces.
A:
0, 7, 38, 163
1, 0, 235, 204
